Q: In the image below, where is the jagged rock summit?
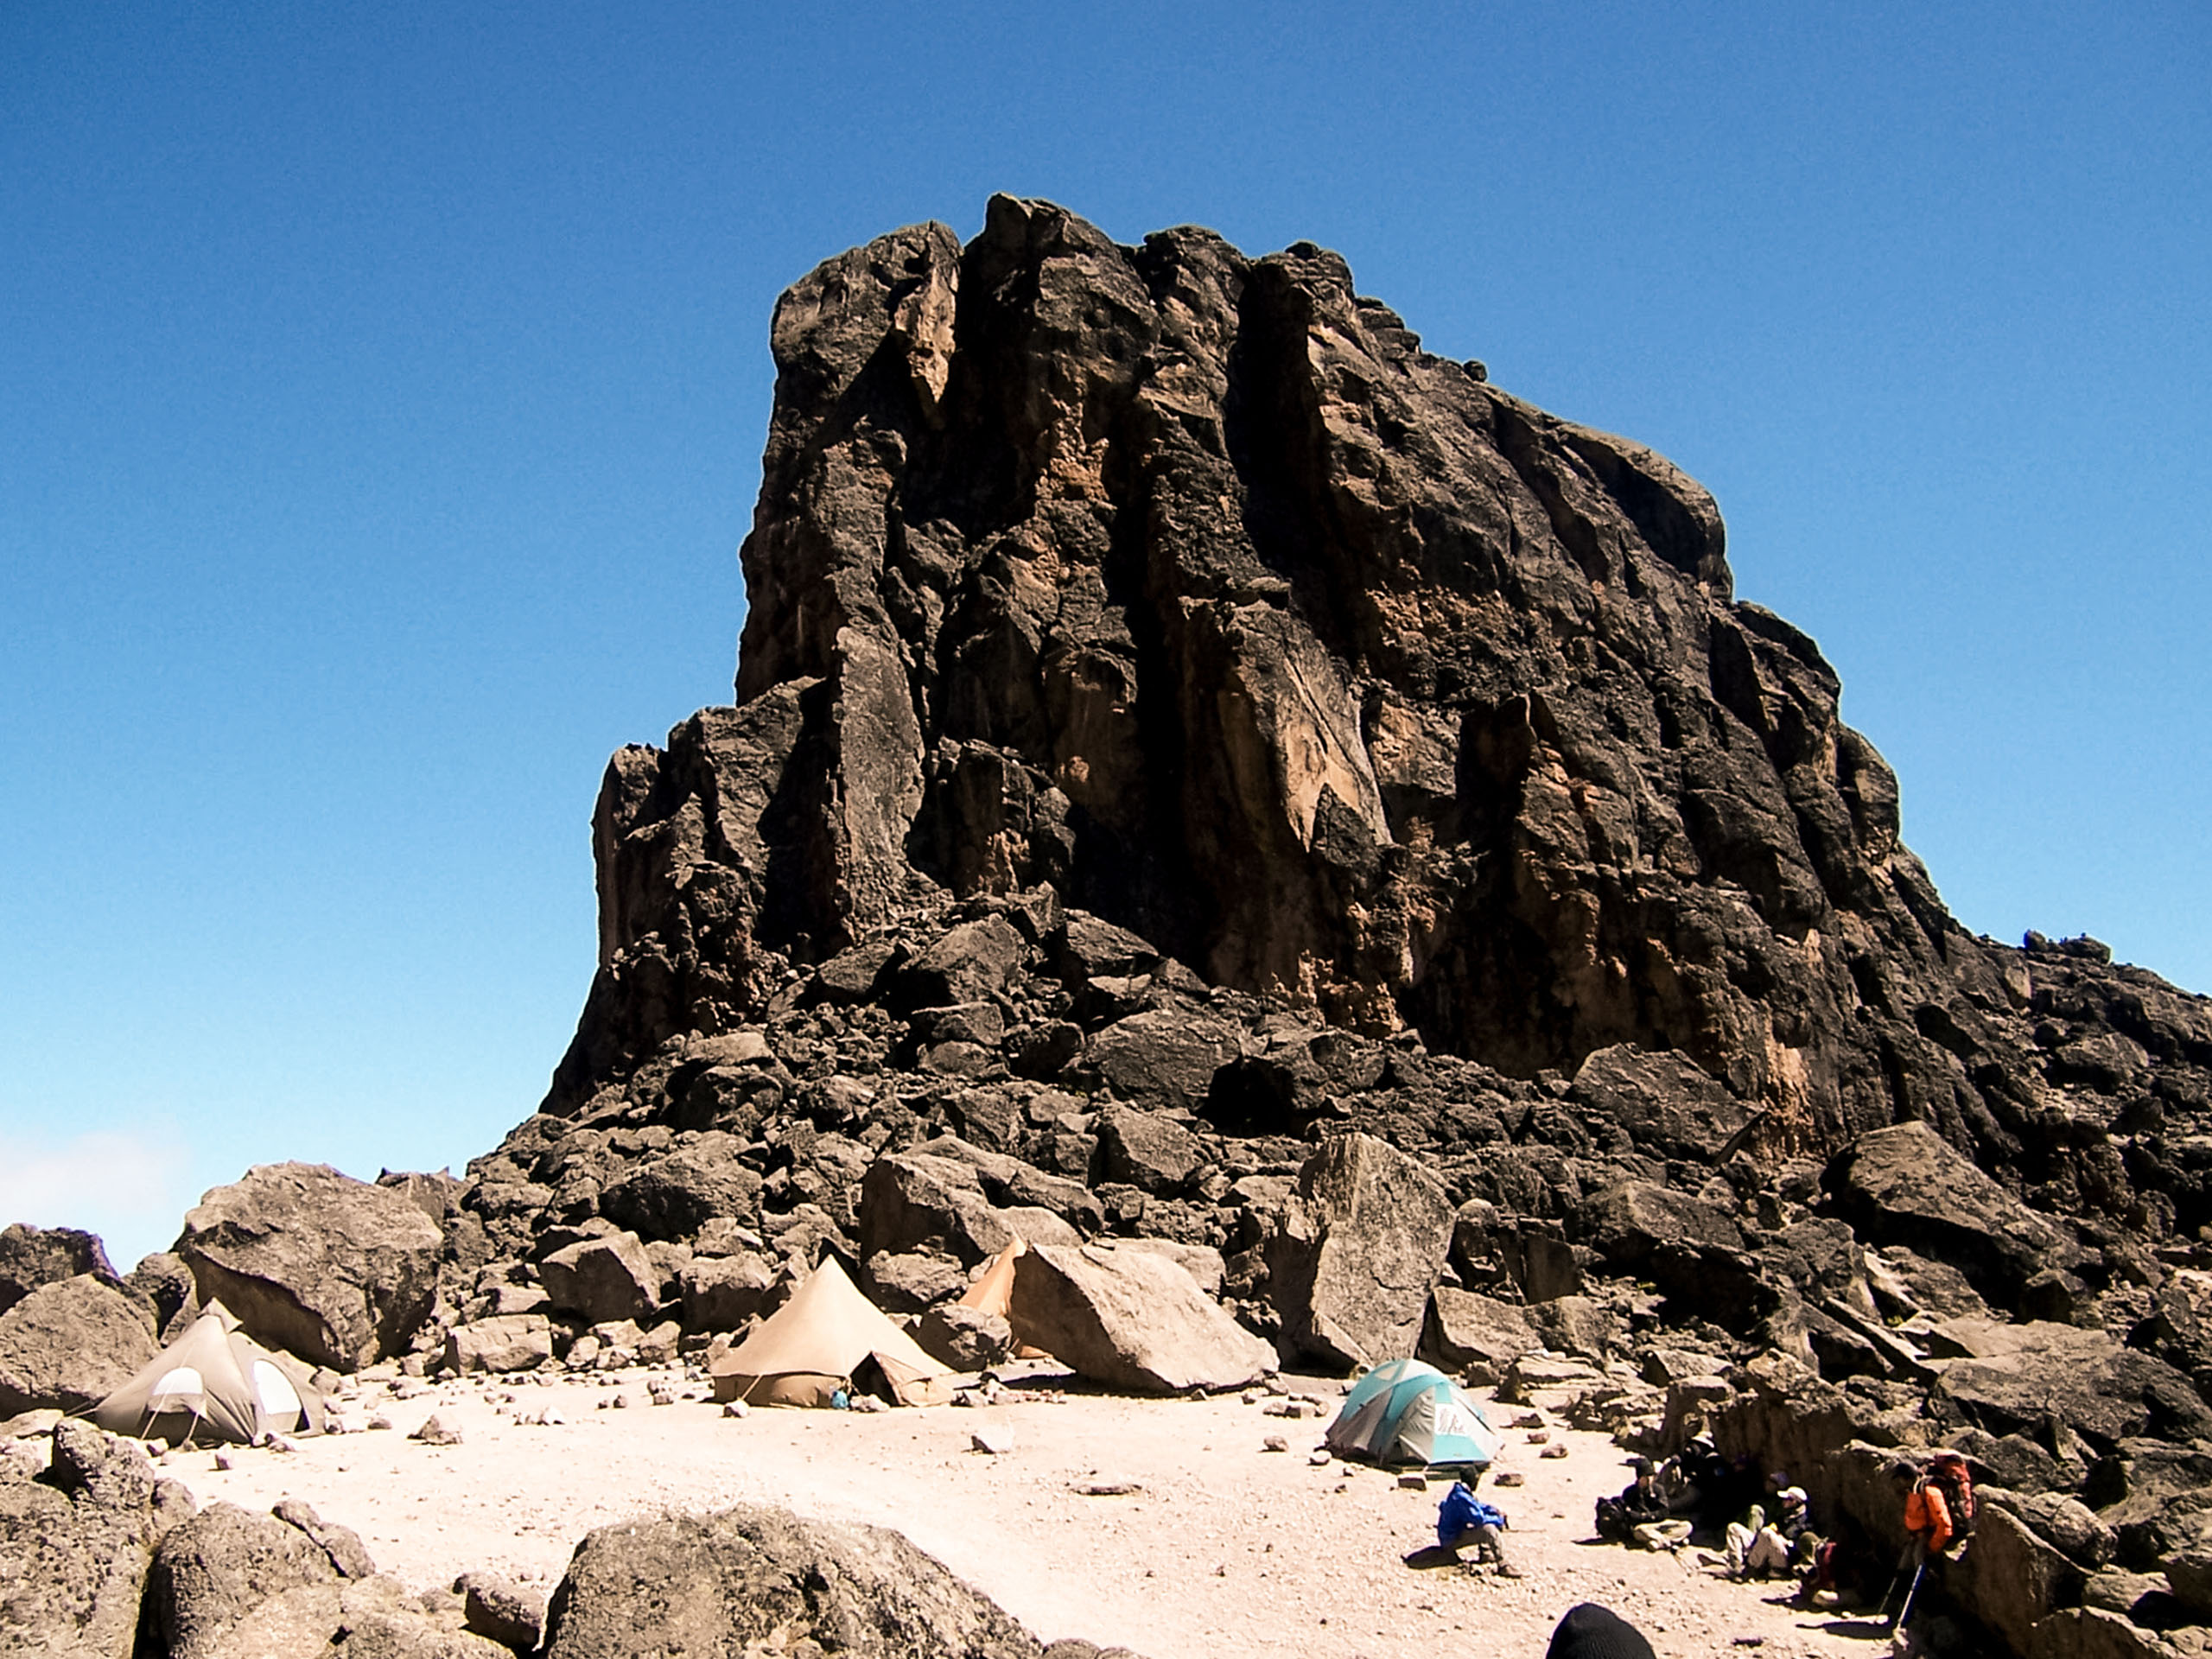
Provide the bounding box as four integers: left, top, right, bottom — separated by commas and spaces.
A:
531, 194, 2206, 1236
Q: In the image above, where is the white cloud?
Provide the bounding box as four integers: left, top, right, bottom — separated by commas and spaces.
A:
0, 1128, 190, 1267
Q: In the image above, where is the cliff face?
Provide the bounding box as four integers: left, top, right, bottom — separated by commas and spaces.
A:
535, 195, 2208, 1240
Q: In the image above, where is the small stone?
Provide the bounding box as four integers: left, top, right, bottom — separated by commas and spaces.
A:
213, 1451, 234, 1471
1492, 1471, 1524, 1486
1397, 1472, 1428, 1489
610, 1393, 632, 1409
721, 1400, 750, 1419
367, 1414, 395, 1432
1309, 1450, 1332, 1465
410, 1413, 462, 1446
1525, 1430, 1549, 1444
1540, 1442, 1569, 1459
1262, 1435, 1289, 1452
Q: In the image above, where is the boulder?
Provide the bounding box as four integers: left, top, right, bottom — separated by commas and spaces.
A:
456, 1570, 546, 1655
863, 1250, 969, 1315
1106, 1237, 1226, 1298
1957, 1500, 2089, 1657
912, 1302, 1014, 1371
1929, 1321, 2212, 1452
539, 1503, 1042, 1659
679, 1251, 780, 1332
1568, 1045, 1751, 1160
260, 1497, 372, 1582
1007, 1243, 1273, 1394
0, 1274, 158, 1415
0, 1420, 187, 1657
1418, 1287, 1541, 1380
176, 1162, 443, 1372
1092, 1105, 1205, 1194
1086, 1011, 1240, 1114
143, 1499, 342, 1658
891, 918, 1028, 1012
539, 1232, 662, 1325
124, 1251, 199, 1334
148, 1499, 501, 1659
1572, 1182, 1745, 1266
2168, 1547, 2212, 1619
444, 1315, 556, 1375
855, 1152, 1024, 1267
598, 1134, 764, 1241
0, 1224, 115, 1316
2024, 1607, 2171, 1659
1823, 1122, 2082, 1302
1263, 1134, 1453, 1372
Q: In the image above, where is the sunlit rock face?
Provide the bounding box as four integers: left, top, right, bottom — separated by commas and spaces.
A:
537, 195, 2212, 1241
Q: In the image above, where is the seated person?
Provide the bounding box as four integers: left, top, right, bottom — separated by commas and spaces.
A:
1437, 1479, 1522, 1578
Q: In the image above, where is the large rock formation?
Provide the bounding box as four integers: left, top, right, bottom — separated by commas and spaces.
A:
522, 194, 2209, 1241
435, 197, 2212, 1655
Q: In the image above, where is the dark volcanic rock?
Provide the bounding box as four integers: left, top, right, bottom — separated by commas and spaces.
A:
0, 1224, 116, 1317
175, 1162, 444, 1373
539, 1503, 1045, 1659
437, 206, 2212, 1644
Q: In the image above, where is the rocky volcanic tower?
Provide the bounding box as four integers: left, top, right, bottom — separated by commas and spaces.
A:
537, 195, 2209, 1240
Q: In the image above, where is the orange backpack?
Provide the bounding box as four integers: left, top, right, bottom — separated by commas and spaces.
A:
1920, 1452, 1975, 1538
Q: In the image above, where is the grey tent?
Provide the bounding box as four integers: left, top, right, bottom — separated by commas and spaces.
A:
91, 1304, 324, 1445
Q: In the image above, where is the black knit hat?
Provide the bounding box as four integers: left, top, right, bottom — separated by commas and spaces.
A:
1546, 1602, 1659, 1659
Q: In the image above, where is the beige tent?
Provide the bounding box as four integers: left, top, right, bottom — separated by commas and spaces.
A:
91, 1304, 324, 1446
957, 1237, 1052, 1360
708, 1258, 955, 1408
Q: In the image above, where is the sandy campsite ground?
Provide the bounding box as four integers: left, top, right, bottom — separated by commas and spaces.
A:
170, 1363, 1889, 1659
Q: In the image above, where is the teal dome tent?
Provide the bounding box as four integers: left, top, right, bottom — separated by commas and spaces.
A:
1325, 1357, 1501, 1469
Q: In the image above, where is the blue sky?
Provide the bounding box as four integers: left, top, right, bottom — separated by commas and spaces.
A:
4, 2, 2207, 1269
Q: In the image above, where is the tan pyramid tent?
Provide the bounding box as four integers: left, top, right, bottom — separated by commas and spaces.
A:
91, 1303, 324, 1445
708, 1258, 955, 1408
957, 1236, 1052, 1360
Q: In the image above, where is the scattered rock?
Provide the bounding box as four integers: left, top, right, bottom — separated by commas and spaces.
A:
410, 1414, 463, 1446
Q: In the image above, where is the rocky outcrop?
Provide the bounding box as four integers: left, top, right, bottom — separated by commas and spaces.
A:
0, 1274, 158, 1416
538, 1504, 1047, 1659
0, 1224, 116, 1317
175, 1163, 444, 1372
0, 1420, 193, 1657
417, 199, 2212, 1656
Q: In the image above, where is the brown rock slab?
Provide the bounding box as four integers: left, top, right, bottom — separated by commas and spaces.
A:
176, 1162, 443, 1373
1007, 1243, 1272, 1394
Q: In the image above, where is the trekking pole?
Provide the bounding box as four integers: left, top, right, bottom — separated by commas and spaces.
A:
1890, 1562, 1924, 1632
1875, 1567, 1904, 1620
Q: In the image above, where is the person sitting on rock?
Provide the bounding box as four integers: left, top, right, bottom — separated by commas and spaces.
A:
1724, 1497, 1799, 1580
1437, 1479, 1522, 1577
1595, 1457, 1673, 1543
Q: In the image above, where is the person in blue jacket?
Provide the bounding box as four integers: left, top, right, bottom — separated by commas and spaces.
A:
1437, 1480, 1522, 1577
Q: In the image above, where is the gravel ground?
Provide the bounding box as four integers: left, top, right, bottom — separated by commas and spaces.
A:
168, 1363, 1890, 1659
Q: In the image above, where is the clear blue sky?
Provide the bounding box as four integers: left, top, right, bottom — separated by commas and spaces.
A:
4, 3, 2206, 1269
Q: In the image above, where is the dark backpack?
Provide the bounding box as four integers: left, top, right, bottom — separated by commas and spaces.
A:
1921, 1452, 1975, 1538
